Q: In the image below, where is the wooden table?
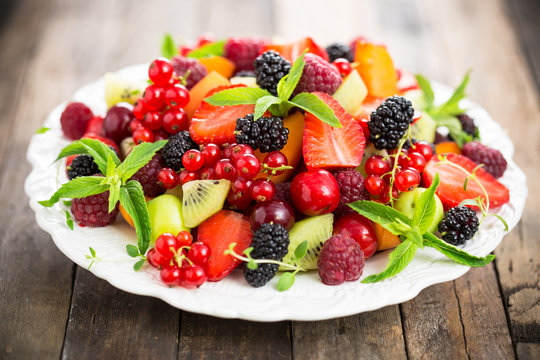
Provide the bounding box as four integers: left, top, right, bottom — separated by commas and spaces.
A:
1, 0, 539, 358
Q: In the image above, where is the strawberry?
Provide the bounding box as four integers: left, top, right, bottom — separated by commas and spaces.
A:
396, 69, 420, 93
189, 85, 255, 145
422, 153, 510, 210
82, 133, 120, 155
303, 92, 365, 169
261, 37, 328, 62
85, 115, 104, 136
197, 210, 253, 281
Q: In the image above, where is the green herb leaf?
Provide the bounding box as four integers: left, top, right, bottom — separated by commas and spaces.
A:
204, 87, 270, 106
254, 95, 283, 120
187, 40, 225, 59
133, 259, 145, 271
161, 33, 177, 59
276, 51, 306, 100
458, 199, 482, 208
294, 240, 308, 260
89, 247, 96, 257
62, 200, 72, 207
289, 92, 341, 128
407, 226, 424, 248
119, 180, 152, 254
55, 138, 120, 175
65, 211, 74, 230
423, 232, 494, 267
126, 244, 140, 258
108, 181, 121, 213
106, 153, 116, 178
415, 74, 434, 108
36, 127, 50, 134
489, 214, 509, 232
277, 272, 296, 291
412, 173, 439, 233
348, 200, 412, 236
362, 239, 418, 283
434, 70, 471, 116
433, 115, 472, 147
115, 140, 168, 182
39, 176, 109, 207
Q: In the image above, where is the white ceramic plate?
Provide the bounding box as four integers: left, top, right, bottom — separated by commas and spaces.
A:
25, 65, 527, 321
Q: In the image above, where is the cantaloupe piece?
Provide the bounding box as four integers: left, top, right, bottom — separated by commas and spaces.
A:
198, 56, 236, 79
333, 69, 368, 115
374, 222, 401, 251
185, 71, 230, 119
435, 141, 461, 155
353, 41, 398, 98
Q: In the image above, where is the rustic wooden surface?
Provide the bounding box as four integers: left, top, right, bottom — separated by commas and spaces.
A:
1, 0, 538, 358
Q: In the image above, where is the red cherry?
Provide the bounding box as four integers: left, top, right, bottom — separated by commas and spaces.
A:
142, 84, 166, 111
251, 179, 275, 203
290, 169, 340, 216
178, 265, 207, 288
178, 170, 199, 185
263, 151, 288, 176
165, 84, 190, 109
146, 248, 160, 268
176, 231, 193, 248
148, 59, 174, 86
201, 144, 221, 167
395, 168, 421, 192
235, 154, 260, 180
410, 141, 434, 162
230, 144, 254, 163
365, 155, 390, 176
160, 266, 181, 285
332, 58, 353, 77
187, 242, 211, 266
157, 168, 178, 189
405, 152, 426, 173
133, 127, 154, 144
364, 175, 386, 196
213, 159, 237, 181
333, 213, 377, 258
162, 108, 188, 134
132, 101, 147, 120
155, 233, 179, 256
143, 111, 162, 130
182, 149, 205, 172
250, 200, 295, 231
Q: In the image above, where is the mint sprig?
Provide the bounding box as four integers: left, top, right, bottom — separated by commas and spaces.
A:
39, 139, 167, 254
349, 173, 494, 283
187, 40, 225, 59
161, 33, 177, 59
204, 51, 342, 127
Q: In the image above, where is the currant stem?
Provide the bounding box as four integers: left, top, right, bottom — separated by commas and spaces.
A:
224, 246, 303, 272
387, 128, 412, 206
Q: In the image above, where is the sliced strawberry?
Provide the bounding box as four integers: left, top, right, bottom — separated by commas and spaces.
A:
189, 84, 255, 146
261, 37, 328, 62
303, 92, 365, 169
396, 69, 420, 93
423, 153, 510, 210
85, 115, 104, 136
354, 96, 384, 138
82, 133, 120, 155
197, 210, 253, 281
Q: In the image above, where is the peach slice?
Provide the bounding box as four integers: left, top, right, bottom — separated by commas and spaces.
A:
185, 71, 230, 119
374, 222, 401, 251
353, 41, 398, 98
198, 56, 236, 79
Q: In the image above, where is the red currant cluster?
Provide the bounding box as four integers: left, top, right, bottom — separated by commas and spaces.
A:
364, 140, 433, 203
332, 58, 353, 78
147, 231, 210, 288
130, 59, 190, 144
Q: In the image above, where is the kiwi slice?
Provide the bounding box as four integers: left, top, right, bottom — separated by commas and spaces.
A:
181, 180, 231, 228
280, 213, 334, 270
104, 72, 145, 109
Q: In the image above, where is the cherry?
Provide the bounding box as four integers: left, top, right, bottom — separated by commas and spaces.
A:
333, 213, 377, 258
405, 152, 426, 173
263, 151, 288, 176
133, 127, 154, 144
148, 59, 174, 86
201, 144, 221, 167
155, 233, 179, 256
143, 111, 162, 130
182, 149, 205, 172
364, 175, 386, 196
146, 248, 160, 268
165, 84, 190, 109
290, 169, 340, 216
178, 170, 199, 185
162, 108, 188, 134
365, 155, 390, 176
187, 242, 211, 266
132, 101, 147, 120
142, 84, 166, 111
230, 144, 254, 163
332, 58, 353, 77
179, 265, 207, 288
160, 266, 181, 285
103, 105, 133, 143
176, 231, 193, 247
235, 154, 260, 180
251, 179, 275, 203
157, 168, 178, 189
213, 159, 237, 181
250, 200, 295, 231
395, 168, 421, 192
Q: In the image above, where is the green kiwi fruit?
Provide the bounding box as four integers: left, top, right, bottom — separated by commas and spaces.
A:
104, 72, 145, 109
280, 213, 334, 270
181, 180, 231, 228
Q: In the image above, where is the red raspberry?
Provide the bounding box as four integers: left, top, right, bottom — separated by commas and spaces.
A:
333, 170, 368, 218
461, 141, 507, 178
71, 191, 118, 227
130, 153, 166, 197
293, 53, 342, 96
317, 234, 365, 285
171, 56, 207, 89
60, 102, 94, 140
224, 37, 264, 72
273, 182, 292, 206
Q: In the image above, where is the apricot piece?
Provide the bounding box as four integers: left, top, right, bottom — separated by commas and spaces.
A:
435, 141, 462, 155
185, 71, 230, 119
119, 203, 134, 228
373, 222, 401, 251
198, 56, 236, 79
353, 41, 398, 98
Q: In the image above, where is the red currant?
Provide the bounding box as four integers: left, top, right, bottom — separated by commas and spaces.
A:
162, 108, 188, 134
230, 144, 254, 163
187, 242, 211, 266
176, 231, 193, 248
152, 249, 172, 268
157, 168, 178, 189
178, 170, 199, 185
160, 266, 181, 285
222, 143, 237, 159
146, 248, 160, 268
410, 141, 434, 162
153, 129, 169, 141
179, 44, 194, 56
165, 84, 190, 109
132, 101, 147, 120
395, 169, 421, 192
182, 149, 205, 172
235, 154, 260, 180
365, 155, 390, 176
198, 167, 214, 180
227, 189, 253, 209
380, 185, 400, 204
332, 58, 353, 77
133, 127, 154, 144
263, 151, 288, 176
365, 175, 386, 196
178, 265, 207, 288
148, 59, 174, 86
201, 144, 221, 167
395, 149, 409, 167
251, 179, 275, 202
213, 159, 237, 181
143, 111, 162, 130
129, 119, 144, 133
405, 152, 426, 173
155, 233, 179, 256
142, 84, 166, 111
232, 177, 253, 194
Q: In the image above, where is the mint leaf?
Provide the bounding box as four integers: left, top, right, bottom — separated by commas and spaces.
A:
89, 247, 96, 257
55, 138, 120, 175
254, 95, 283, 120
204, 87, 270, 106
294, 240, 308, 260
36, 127, 50, 134
277, 272, 295, 291
108, 181, 121, 213
65, 211, 74, 230
133, 259, 145, 271
126, 244, 140, 257
116, 140, 167, 182
290, 93, 341, 128
407, 226, 424, 248
277, 51, 305, 100
434, 70, 471, 116
119, 180, 151, 254
362, 239, 418, 283
187, 40, 225, 59
348, 200, 412, 236
423, 232, 494, 267
415, 74, 434, 108
433, 115, 472, 147
39, 176, 109, 207
161, 33, 177, 59
63, 200, 72, 207
413, 173, 439, 233
106, 153, 116, 178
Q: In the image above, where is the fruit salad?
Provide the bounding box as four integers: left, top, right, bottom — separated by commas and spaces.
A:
38, 35, 511, 291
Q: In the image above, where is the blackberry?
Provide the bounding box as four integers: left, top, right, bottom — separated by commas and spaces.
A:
461, 141, 507, 178
456, 114, 478, 138
254, 51, 291, 96
244, 223, 290, 288
325, 43, 353, 62
67, 155, 100, 180
235, 114, 289, 153
438, 206, 479, 245
368, 96, 415, 150
161, 130, 198, 171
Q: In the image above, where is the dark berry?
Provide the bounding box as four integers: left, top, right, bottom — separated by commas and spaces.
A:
369, 96, 415, 150
293, 53, 342, 96
161, 130, 198, 171
67, 154, 100, 180
224, 37, 264, 72
333, 170, 368, 217
325, 43, 353, 62
456, 114, 478, 138
274, 182, 292, 205
130, 153, 166, 197
254, 51, 291, 96
438, 206, 479, 245
235, 114, 289, 153
60, 102, 94, 140
318, 234, 365, 285
461, 141, 507, 178
171, 56, 208, 89
71, 191, 118, 227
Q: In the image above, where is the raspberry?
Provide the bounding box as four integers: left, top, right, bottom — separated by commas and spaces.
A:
369, 96, 415, 150
244, 223, 290, 287
456, 114, 478, 138
171, 56, 207, 89
71, 191, 118, 227
274, 182, 292, 205
130, 153, 166, 197
317, 234, 365, 285
254, 51, 291, 96
67, 155, 100, 180
438, 206, 479, 245
224, 37, 264, 72
235, 114, 289, 153
293, 53, 342, 96
333, 170, 368, 218
325, 43, 353, 62
161, 130, 198, 171
461, 141, 507, 178
60, 102, 94, 140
